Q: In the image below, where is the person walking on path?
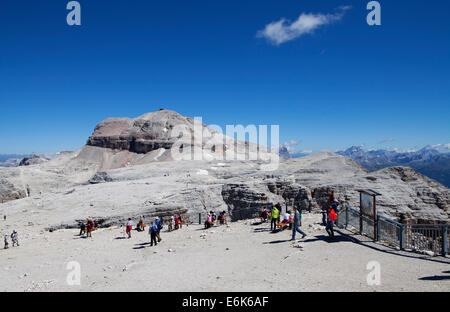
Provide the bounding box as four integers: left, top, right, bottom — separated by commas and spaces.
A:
155, 217, 162, 242
138, 216, 146, 232
149, 221, 158, 246
4, 234, 9, 249
168, 216, 174, 232
11, 230, 19, 247
291, 206, 307, 240
86, 218, 94, 238
326, 207, 337, 239
126, 218, 133, 239
270, 206, 279, 231
323, 191, 336, 225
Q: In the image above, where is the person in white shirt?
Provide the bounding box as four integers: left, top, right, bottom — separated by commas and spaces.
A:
126, 218, 133, 238
11, 230, 19, 247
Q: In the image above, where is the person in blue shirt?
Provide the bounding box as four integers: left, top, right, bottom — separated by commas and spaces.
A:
155, 217, 163, 242
149, 221, 159, 246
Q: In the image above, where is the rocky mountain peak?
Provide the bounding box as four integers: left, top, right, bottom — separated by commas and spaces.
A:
86, 109, 203, 154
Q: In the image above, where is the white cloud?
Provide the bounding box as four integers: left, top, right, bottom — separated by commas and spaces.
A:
257, 6, 351, 45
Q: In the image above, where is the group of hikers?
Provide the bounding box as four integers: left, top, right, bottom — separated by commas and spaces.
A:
204, 210, 228, 229
3, 192, 339, 250
3, 230, 19, 249
78, 214, 185, 247
78, 217, 95, 237
260, 192, 339, 240
129, 216, 164, 246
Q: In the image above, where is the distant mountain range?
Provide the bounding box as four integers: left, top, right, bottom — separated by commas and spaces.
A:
0, 154, 27, 167
3, 143, 450, 189
0, 153, 56, 167
336, 146, 450, 188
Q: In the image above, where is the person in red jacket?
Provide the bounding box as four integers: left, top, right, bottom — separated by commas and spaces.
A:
326, 208, 337, 239
86, 218, 94, 238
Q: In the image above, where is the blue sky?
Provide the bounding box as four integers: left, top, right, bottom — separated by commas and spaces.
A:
1, 0, 449, 154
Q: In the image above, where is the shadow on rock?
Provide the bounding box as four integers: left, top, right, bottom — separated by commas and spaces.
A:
263, 239, 291, 244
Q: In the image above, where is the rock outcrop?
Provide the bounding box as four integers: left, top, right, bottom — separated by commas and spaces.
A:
86, 110, 188, 154
0, 179, 27, 203
19, 154, 48, 166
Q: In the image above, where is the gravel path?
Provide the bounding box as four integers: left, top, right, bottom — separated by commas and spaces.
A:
1, 213, 449, 292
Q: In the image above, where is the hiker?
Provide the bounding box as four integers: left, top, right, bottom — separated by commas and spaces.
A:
210, 211, 216, 223
291, 206, 307, 240
79, 221, 86, 236
326, 207, 337, 239
270, 205, 279, 231
287, 210, 294, 230
261, 207, 268, 222
205, 213, 213, 229
155, 217, 162, 242
174, 216, 180, 230
275, 202, 282, 214
11, 230, 19, 247
86, 218, 94, 238
126, 218, 133, 239
168, 216, 174, 232
219, 211, 227, 225
4, 234, 8, 249
282, 211, 290, 224
323, 191, 335, 226
178, 215, 183, 229
331, 201, 339, 214
329, 191, 335, 203
321, 206, 328, 226
149, 221, 158, 246
138, 216, 146, 232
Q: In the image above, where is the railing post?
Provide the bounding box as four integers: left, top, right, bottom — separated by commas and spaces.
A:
442, 225, 448, 257
376, 215, 380, 241
400, 224, 405, 250
345, 205, 349, 229
359, 212, 363, 234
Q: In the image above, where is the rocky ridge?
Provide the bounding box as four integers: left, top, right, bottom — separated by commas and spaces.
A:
0, 110, 448, 230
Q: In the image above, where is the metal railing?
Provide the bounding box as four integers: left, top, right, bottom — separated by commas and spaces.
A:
377, 215, 402, 248
337, 205, 449, 256
404, 224, 445, 255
